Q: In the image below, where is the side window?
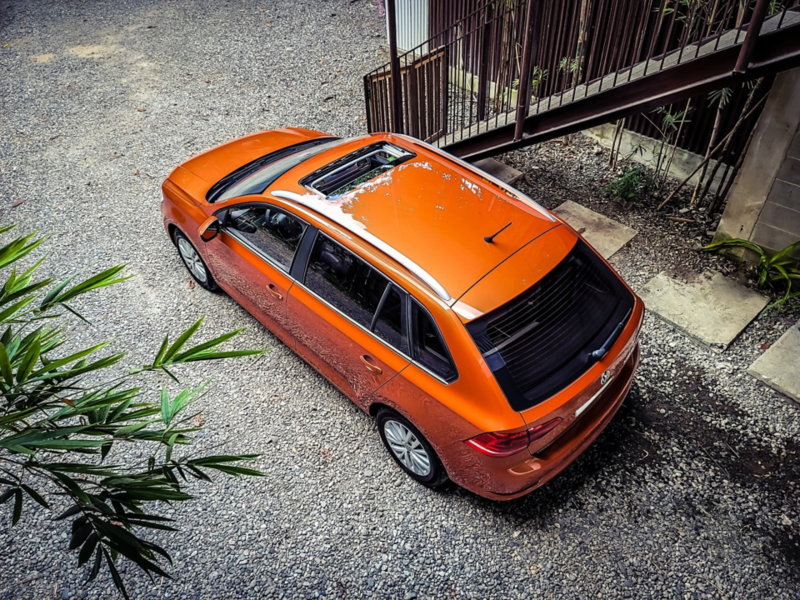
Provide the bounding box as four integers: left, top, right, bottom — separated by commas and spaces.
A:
411, 300, 457, 382
305, 234, 409, 354
306, 234, 390, 329
224, 205, 306, 271
372, 285, 409, 355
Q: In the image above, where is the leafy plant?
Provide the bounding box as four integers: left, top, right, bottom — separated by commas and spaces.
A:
703, 237, 800, 308
558, 56, 579, 74
0, 224, 265, 597
602, 168, 646, 201
708, 87, 733, 108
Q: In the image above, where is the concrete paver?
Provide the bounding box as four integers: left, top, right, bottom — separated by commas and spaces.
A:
553, 200, 638, 259
748, 320, 800, 403
638, 270, 769, 352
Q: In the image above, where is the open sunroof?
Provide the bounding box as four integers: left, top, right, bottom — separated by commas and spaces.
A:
299, 142, 414, 198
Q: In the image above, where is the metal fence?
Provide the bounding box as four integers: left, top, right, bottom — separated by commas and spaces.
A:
365, 0, 800, 162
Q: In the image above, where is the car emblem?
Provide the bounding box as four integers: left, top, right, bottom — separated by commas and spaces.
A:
601, 370, 611, 386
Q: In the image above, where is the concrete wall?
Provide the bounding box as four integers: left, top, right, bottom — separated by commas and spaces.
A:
715, 68, 800, 259
583, 123, 727, 192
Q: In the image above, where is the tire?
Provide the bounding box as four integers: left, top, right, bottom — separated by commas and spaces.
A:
172, 229, 218, 291
376, 408, 448, 488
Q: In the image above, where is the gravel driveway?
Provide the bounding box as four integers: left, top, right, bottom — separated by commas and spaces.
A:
1, 1, 799, 599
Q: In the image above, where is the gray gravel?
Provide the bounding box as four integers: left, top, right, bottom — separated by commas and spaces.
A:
2, 1, 800, 599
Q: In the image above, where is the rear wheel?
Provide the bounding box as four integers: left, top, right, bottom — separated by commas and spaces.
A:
173, 229, 218, 291
376, 408, 448, 488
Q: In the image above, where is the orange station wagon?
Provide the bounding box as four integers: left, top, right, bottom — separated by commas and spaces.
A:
161, 128, 644, 500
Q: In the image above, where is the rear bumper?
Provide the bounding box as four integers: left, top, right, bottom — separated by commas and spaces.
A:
447, 343, 640, 501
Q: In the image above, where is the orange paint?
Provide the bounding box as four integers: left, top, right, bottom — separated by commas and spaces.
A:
161, 129, 644, 500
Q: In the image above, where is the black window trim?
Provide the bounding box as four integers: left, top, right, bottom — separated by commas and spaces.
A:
297, 229, 459, 385
206, 137, 341, 203
214, 202, 310, 275
408, 297, 459, 384
298, 142, 416, 198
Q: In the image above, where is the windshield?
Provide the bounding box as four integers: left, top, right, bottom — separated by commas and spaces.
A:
216, 137, 352, 202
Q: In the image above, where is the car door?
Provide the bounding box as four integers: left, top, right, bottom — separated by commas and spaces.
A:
203, 202, 308, 347
288, 231, 411, 406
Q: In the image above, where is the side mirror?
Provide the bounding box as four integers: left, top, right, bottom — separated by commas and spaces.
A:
198, 216, 221, 242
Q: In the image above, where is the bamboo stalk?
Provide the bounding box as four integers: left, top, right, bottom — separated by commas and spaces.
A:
656, 93, 768, 211
696, 78, 765, 207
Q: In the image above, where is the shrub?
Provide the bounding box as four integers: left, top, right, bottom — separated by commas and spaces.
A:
0, 224, 264, 597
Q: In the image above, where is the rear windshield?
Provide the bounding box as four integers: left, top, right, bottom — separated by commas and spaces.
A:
208, 137, 347, 203
465, 240, 634, 411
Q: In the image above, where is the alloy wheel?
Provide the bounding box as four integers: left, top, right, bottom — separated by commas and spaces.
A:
177, 238, 208, 283
383, 419, 431, 476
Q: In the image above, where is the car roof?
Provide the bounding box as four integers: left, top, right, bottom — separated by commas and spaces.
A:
265, 134, 560, 304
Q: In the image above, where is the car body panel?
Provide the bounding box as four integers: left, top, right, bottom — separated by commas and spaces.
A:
203, 225, 296, 348
178, 128, 330, 195
288, 281, 410, 406
454, 224, 577, 318
160, 128, 645, 501
267, 135, 559, 301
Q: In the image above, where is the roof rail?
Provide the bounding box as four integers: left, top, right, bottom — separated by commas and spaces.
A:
271, 190, 452, 302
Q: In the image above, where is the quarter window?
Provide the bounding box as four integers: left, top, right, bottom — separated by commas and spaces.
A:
372, 285, 409, 355
305, 234, 409, 354
225, 205, 306, 271
411, 300, 457, 382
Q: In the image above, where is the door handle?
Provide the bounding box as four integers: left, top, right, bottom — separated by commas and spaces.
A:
267, 284, 283, 300
360, 355, 383, 374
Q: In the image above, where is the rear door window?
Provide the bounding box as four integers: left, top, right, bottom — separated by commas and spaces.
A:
224, 205, 307, 271
411, 300, 457, 382
305, 234, 409, 354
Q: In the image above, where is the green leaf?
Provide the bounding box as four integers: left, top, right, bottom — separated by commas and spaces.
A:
20, 484, 49, 509
88, 545, 102, 581
69, 522, 93, 550
152, 335, 170, 368
162, 317, 205, 364
103, 547, 131, 600
160, 389, 170, 425
16, 337, 40, 383
78, 532, 98, 566
12, 488, 22, 525
54, 505, 82, 520
0, 488, 15, 504
0, 344, 14, 386
703, 238, 766, 257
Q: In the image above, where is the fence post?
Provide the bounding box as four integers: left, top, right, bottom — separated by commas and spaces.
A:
733, 0, 770, 75
387, 0, 405, 133
476, 12, 492, 122
514, 0, 541, 142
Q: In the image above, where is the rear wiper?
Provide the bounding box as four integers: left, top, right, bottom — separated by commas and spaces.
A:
589, 308, 632, 360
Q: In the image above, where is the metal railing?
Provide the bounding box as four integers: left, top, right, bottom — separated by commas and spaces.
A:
365, 0, 800, 159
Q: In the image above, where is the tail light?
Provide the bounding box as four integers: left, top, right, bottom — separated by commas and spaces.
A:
465, 417, 563, 457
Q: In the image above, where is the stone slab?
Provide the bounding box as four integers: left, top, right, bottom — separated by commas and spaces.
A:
748, 321, 800, 403
552, 200, 638, 259
471, 158, 523, 184
638, 270, 769, 352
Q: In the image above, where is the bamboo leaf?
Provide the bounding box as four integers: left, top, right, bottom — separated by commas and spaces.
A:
16, 337, 40, 383
20, 484, 49, 509
78, 532, 98, 566
0, 344, 14, 386
103, 547, 131, 600
12, 488, 23, 525
162, 317, 204, 364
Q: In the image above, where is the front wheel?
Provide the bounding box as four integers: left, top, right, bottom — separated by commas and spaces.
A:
376, 408, 448, 488
172, 229, 218, 291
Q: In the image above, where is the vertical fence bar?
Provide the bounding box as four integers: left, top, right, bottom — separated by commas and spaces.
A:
387, 0, 404, 133
476, 13, 492, 122
733, 0, 770, 74
514, 0, 541, 142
